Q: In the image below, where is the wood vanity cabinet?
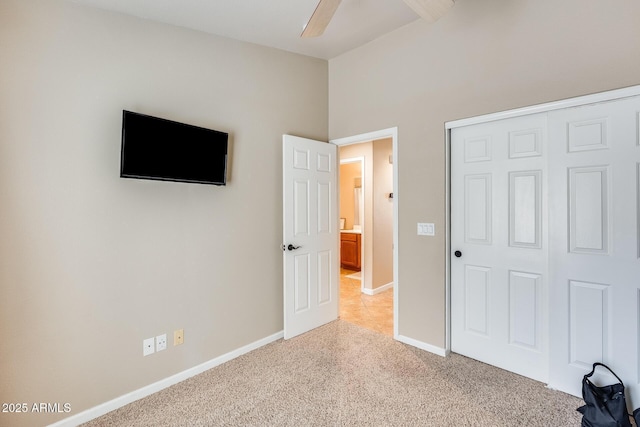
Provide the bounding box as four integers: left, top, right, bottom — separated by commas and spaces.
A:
340, 232, 361, 271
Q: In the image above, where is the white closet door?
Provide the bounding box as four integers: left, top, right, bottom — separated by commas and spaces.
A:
451, 113, 549, 382
547, 96, 640, 406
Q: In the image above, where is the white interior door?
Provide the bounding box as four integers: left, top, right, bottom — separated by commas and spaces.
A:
451, 113, 549, 382
283, 135, 339, 339
547, 96, 640, 406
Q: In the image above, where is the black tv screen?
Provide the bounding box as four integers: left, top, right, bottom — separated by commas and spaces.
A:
120, 110, 228, 186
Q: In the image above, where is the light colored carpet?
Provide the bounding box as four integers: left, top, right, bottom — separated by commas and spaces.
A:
83, 321, 583, 426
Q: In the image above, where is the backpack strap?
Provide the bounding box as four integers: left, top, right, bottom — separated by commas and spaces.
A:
585, 362, 625, 387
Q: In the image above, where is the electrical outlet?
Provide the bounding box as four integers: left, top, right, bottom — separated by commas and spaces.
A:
143, 337, 155, 356
174, 329, 184, 346
156, 334, 167, 352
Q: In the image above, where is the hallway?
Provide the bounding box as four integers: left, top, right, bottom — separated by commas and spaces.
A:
339, 268, 393, 337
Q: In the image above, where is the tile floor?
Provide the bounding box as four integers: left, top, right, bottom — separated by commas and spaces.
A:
339, 268, 393, 337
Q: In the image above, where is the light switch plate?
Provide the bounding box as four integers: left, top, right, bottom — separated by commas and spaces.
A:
417, 223, 435, 236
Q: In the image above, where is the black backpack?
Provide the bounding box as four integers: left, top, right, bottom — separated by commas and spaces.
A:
577, 363, 631, 427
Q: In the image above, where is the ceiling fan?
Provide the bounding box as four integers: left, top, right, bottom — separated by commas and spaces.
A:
301, 0, 455, 38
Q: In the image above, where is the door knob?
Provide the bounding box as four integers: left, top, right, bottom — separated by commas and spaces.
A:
287, 244, 301, 251
454, 250, 462, 258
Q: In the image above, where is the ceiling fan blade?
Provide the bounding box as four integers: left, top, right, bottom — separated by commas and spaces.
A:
301, 0, 343, 38
402, 0, 454, 23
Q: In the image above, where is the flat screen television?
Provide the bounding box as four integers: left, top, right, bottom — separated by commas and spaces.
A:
120, 110, 228, 186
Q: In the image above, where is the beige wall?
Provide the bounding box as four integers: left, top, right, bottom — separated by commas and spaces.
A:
329, 0, 640, 347
372, 138, 393, 289
0, 1, 327, 426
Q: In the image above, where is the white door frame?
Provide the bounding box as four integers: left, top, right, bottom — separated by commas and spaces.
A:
339, 156, 366, 293
331, 127, 399, 339
444, 84, 640, 354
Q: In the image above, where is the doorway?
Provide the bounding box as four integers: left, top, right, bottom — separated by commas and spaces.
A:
339, 157, 364, 289
332, 128, 398, 338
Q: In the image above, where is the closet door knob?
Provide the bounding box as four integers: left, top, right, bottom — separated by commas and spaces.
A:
454, 250, 462, 258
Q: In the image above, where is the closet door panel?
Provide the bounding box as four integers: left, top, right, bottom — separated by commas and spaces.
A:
548, 96, 640, 406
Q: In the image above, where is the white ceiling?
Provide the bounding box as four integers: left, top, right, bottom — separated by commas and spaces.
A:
69, 0, 422, 59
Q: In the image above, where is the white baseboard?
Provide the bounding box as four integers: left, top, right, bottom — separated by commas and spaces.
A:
48, 331, 284, 427
362, 281, 393, 296
396, 334, 448, 357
